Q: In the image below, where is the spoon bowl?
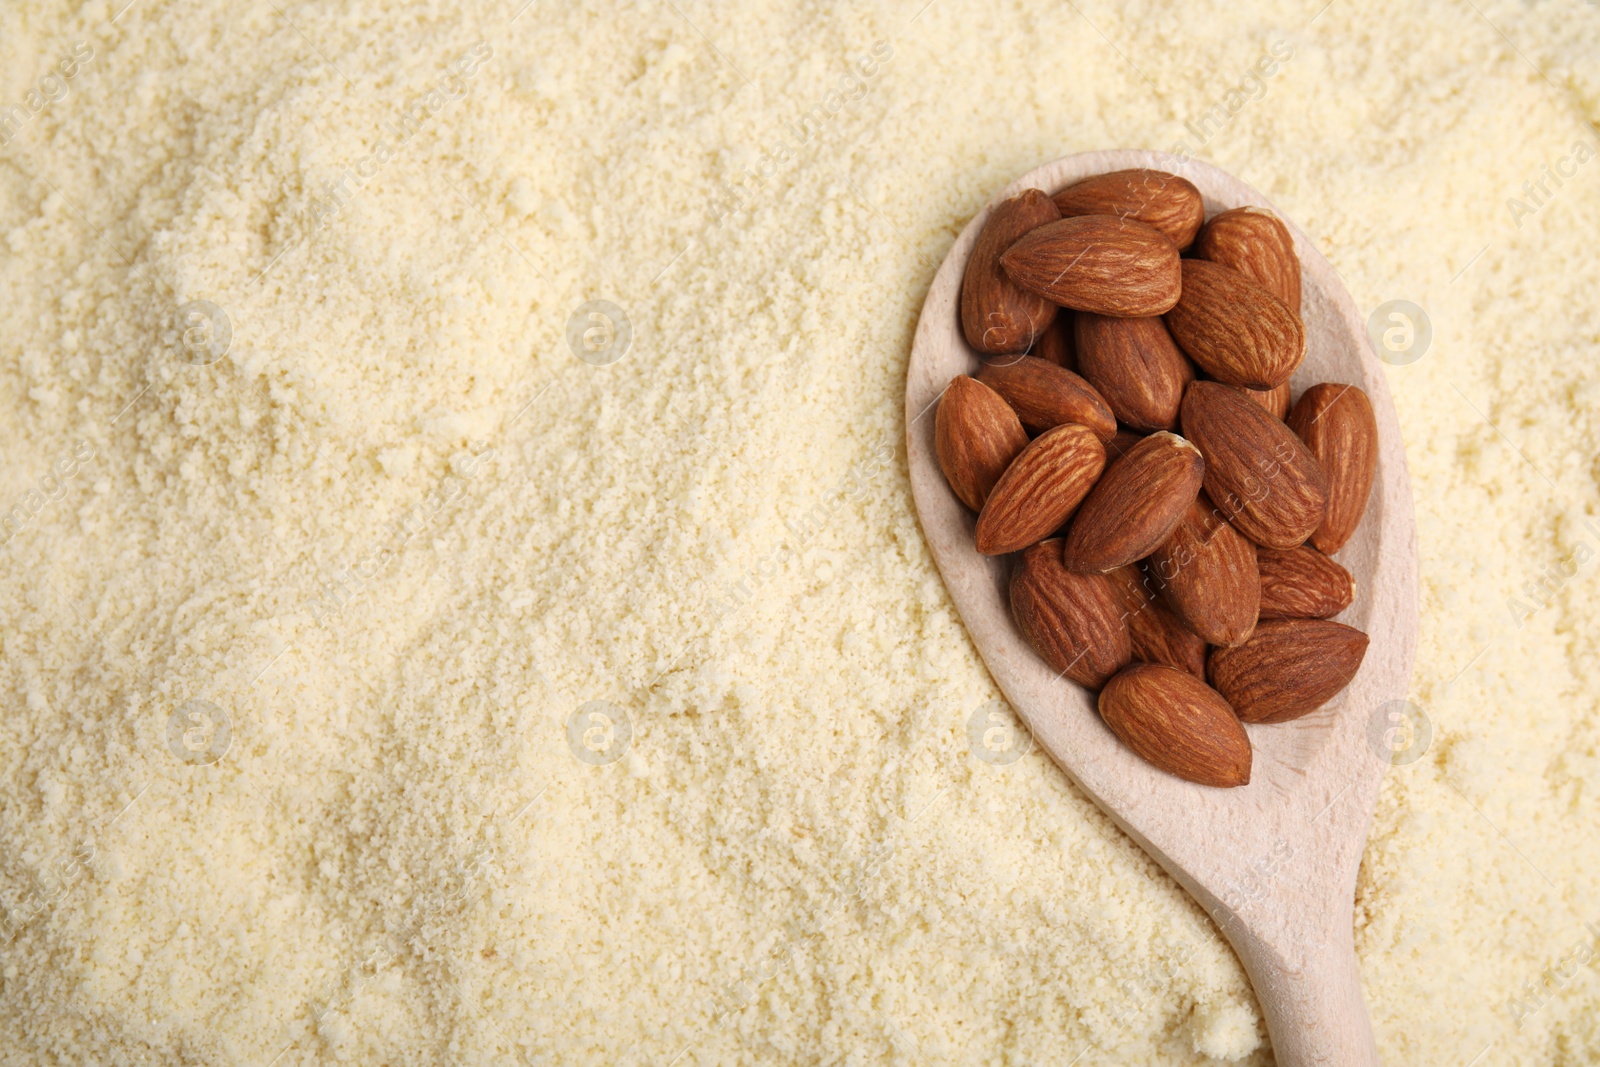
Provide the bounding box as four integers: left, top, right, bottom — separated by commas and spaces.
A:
906, 150, 1418, 1066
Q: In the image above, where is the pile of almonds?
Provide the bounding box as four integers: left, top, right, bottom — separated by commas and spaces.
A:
939, 168, 1378, 789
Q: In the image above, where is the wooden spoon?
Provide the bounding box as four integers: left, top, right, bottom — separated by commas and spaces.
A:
906, 150, 1417, 1066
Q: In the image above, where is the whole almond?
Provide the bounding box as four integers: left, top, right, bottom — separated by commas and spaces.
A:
1286, 383, 1378, 555
1207, 618, 1369, 723
1194, 206, 1301, 313
1010, 540, 1131, 688
1031, 311, 1076, 369
1244, 381, 1291, 420
1145, 492, 1259, 647
1164, 260, 1305, 389
935, 375, 1030, 512
976, 356, 1116, 441
1000, 215, 1181, 317
1061, 431, 1204, 572
1052, 169, 1206, 251
1098, 664, 1252, 787
1180, 382, 1329, 551
975, 423, 1106, 555
1108, 564, 1207, 677
1074, 313, 1195, 432
1257, 545, 1355, 620
961, 189, 1062, 354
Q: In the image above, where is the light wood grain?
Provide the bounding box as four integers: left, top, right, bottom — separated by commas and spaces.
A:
906, 150, 1418, 1066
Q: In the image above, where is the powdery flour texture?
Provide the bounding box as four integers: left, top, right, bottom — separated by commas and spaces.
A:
1, 0, 1598, 1064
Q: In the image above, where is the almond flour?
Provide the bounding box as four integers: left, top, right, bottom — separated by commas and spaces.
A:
0, 1, 1598, 1064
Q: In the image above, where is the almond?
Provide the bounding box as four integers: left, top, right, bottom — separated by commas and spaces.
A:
1257, 545, 1355, 619
961, 189, 1062, 354
1164, 260, 1305, 389
1207, 618, 1369, 723
1285, 383, 1378, 555
1074, 313, 1195, 432
1108, 564, 1207, 677
1244, 380, 1291, 420
976, 355, 1116, 441
1193, 206, 1301, 313
935, 376, 1030, 513
1145, 492, 1259, 647
1031, 311, 1076, 369
1098, 664, 1251, 787
1180, 382, 1329, 551
1061, 431, 1204, 572
975, 423, 1106, 555
1000, 215, 1181, 317
1052, 169, 1205, 251
1010, 540, 1131, 688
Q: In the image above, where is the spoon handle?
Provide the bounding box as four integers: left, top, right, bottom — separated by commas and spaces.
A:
1230, 920, 1379, 1066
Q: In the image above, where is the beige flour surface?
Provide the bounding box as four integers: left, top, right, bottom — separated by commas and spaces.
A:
1, 0, 1598, 1063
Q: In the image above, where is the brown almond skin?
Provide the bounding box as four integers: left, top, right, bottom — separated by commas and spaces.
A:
1031, 311, 1076, 370
1257, 545, 1356, 620
1244, 381, 1291, 420
1165, 260, 1306, 389
961, 190, 1062, 354
1106, 429, 1146, 461
1061, 431, 1204, 573
1098, 664, 1252, 787
976, 356, 1116, 441
1207, 619, 1369, 723
1010, 540, 1132, 688
1180, 382, 1329, 551
1074, 313, 1195, 432
1000, 215, 1182, 317
1194, 207, 1302, 314
1108, 564, 1207, 677
1052, 169, 1206, 251
935, 376, 1030, 513
1146, 492, 1260, 647
975, 423, 1106, 555
1286, 383, 1378, 555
